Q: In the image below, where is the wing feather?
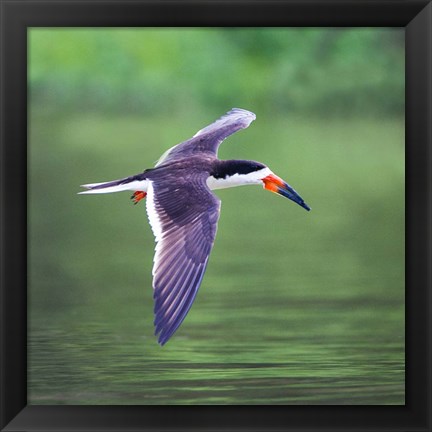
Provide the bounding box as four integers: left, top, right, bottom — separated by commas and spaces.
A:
146, 176, 221, 345
155, 108, 256, 166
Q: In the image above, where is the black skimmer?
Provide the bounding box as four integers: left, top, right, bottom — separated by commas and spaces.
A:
79, 108, 310, 345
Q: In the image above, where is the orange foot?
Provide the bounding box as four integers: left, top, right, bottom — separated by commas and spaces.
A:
131, 191, 147, 205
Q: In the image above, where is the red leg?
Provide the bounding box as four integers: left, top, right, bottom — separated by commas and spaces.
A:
131, 191, 147, 205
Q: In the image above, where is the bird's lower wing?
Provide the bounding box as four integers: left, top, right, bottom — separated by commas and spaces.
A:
145, 176, 221, 345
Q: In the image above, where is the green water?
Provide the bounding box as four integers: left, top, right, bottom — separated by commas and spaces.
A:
28, 112, 404, 405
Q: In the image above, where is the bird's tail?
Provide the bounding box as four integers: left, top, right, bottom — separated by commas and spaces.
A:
78, 174, 149, 194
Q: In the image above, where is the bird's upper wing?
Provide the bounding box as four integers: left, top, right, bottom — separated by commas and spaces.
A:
145, 174, 221, 345
155, 108, 256, 166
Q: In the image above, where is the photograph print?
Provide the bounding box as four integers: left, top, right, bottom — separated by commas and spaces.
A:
28, 28, 404, 405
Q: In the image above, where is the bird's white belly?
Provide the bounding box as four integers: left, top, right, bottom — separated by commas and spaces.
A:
131, 180, 150, 192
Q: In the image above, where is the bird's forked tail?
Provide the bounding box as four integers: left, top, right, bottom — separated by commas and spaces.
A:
78, 174, 149, 195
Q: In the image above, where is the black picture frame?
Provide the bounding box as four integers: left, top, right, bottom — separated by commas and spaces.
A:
1, 1, 431, 431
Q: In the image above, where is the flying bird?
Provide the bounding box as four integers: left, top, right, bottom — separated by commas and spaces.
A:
79, 108, 310, 345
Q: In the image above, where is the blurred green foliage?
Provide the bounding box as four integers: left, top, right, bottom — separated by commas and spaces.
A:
29, 28, 404, 117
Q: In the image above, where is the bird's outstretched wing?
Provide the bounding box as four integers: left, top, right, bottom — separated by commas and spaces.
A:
155, 108, 256, 166
146, 174, 221, 345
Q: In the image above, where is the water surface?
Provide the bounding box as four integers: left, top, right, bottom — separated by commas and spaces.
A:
28, 113, 404, 405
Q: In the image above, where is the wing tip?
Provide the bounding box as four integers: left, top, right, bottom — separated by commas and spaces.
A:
154, 314, 177, 346
155, 324, 173, 346
229, 107, 256, 118
157, 335, 169, 346
193, 107, 256, 138
225, 107, 256, 129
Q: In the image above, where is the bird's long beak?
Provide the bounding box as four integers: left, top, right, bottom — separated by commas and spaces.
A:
262, 174, 311, 211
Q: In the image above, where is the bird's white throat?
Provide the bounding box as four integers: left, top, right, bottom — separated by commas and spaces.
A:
206, 167, 272, 190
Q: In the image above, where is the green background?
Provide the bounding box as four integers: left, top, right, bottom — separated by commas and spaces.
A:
28, 28, 404, 404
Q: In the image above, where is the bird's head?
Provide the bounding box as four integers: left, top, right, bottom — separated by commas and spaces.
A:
209, 160, 310, 211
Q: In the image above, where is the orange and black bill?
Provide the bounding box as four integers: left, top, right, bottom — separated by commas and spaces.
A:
263, 174, 311, 211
